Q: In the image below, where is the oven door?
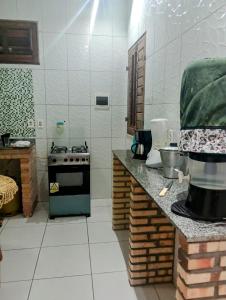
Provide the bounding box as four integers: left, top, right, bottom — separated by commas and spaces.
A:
48, 165, 90, 196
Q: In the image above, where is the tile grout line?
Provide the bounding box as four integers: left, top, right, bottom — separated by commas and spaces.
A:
26, 218, 48, 300
85, 218, 95, 300
154, 284, 161, 300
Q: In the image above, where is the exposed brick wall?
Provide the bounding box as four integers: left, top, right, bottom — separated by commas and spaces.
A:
129, 176, 175, 286
112, 156, 130, 230
176, 233, 226, 299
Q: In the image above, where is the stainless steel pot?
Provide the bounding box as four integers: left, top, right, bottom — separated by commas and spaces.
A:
160, 147, 188, 179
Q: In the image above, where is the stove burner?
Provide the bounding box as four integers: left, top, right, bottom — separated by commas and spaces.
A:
72, 145, 87, 153
51, 146, 68, 154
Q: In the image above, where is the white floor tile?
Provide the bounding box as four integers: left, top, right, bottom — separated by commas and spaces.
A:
6, 210, 48, 227
42, 223, 88, 247
91, 199, 112, 207
93, 271, 159, 300
87, 206, 112, 223
90, 241, 127, 274
88, 222, 128, 244
155, 283, 176, 300
34, 244, 90, 279
0, 281, 31, 300
1, 226, 45, 250
0, 218, 8, 232
1, 249, 39, 282
48, 216, 86, 225
36, 202, 49, 211
29, 275, 93, 300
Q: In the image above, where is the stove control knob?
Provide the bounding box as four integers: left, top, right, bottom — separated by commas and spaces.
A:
70, 158, 73, 162
76, 158, 79, 162
64, 158, 68, 162
82, 158, 85, 162
52, 158, 57, 163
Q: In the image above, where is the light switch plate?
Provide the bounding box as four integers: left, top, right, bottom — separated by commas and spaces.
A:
27, 119, 35, 128
37, 119, 44, 128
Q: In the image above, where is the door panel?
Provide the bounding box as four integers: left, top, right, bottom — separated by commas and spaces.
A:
127, 33, 146, 135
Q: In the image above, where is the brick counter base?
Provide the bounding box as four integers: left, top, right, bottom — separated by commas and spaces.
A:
112, 156, 176, 286
176, 234, 226, 299
112, 156, 130, 230
129, 176, 175, 286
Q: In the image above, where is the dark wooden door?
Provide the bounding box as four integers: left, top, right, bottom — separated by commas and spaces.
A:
127, 33, 146, 135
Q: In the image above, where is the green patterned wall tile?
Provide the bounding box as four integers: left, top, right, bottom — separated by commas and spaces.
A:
0, 68, 35, 137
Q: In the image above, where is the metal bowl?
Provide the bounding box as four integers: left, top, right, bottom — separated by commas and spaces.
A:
160, 147, 188, 179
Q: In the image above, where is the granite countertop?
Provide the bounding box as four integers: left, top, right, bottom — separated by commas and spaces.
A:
0, 138, 35, 150
113, 150, 226, 243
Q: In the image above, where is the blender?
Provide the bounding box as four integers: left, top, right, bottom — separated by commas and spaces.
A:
145, 118, 168, 168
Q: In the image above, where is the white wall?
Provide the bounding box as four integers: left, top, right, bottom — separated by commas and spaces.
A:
0, 0, 130, 200
128, 0, 226, 135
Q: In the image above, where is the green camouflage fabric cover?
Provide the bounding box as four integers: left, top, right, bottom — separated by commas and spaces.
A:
180, 58, 226, 130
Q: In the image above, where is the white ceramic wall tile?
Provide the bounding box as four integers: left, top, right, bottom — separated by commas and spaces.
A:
45, 70, 68, 105
67, 34, 90, 71
145, 11, 155, 58
36, 157, 48, 171
112, 106, 127, 138
32, 70, 46, 105
0, 281, 31, 300
165, 0, 183, 44
42, 0, 67, 33
112, 0, 131, 37
29, 276, 93, 300
69, 138, 91, 149
91, 0, 113, 36
91, 169, 111, 199
144, 58, 152, 105
69, 71, 91, 105
91, 107, 111, 138
113, 37, 127, 72
88, 206, 112, 223
90, 36, 113, 71
43, 33, 67, 70
37, 170, 49, 202
1, 249, 39, 282
90, 138, 111, 169
36, 139, 48, 159
182, 0, 225, 34
112, 138, 127, 150
69, 106, 91, 138
34, 105, 47, 139
66, 0, 91, 34
17, 0, 43, 30
0, 0, 17, 19
164, 38, 181, 104
112, 72, 127, 106
34, 244, 91, 279
153, 2, 167, 51
91, 198, 112, 207
46, 105, 69, 139
90, 71, 112, 105
151, 49, 166, 104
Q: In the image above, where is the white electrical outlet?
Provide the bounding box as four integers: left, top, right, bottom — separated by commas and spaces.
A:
27, 119, 35, 128
37, 119, 44, 128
